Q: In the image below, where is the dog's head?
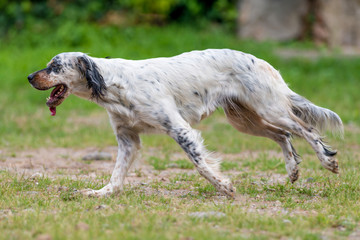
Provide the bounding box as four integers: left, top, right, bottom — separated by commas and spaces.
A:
28, 52, 106, 116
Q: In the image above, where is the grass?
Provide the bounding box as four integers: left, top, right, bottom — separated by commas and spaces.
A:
1, 22, 360, 239
1, 161, 360, 239
148, 156, 194, 170
148, 156, 168, 170
241, 154, 286, 174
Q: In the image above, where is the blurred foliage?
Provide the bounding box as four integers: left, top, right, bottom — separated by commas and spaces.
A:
0, 0, 237, 36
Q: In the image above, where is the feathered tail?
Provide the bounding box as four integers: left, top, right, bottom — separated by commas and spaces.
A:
289, 94, 343, 137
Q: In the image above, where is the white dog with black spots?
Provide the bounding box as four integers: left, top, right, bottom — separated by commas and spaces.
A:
28, 49, 343, 198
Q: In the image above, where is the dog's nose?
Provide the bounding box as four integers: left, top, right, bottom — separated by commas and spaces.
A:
27, 73, 34, 82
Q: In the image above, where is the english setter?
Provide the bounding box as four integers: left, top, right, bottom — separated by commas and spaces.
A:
28, 49, 343, 198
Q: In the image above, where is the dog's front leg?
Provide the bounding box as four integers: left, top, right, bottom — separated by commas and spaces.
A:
80, 128, 140, 197
169, 126, 235, 198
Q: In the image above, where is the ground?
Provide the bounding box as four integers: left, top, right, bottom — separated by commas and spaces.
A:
1, 129, 360, 239
1, 146, 290, 200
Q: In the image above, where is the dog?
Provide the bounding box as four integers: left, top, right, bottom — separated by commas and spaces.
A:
28, 49, 343, 198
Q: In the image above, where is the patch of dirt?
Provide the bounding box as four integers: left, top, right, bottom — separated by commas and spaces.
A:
1, 147, 118, 177
0, 147, 199, 185
0, 147, 286, 184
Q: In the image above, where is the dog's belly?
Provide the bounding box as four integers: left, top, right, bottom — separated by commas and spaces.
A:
177, 106, 216, 125
128, 120, 166, 134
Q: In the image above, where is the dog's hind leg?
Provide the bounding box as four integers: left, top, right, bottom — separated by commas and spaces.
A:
224, 101, 301, 182
266, 115, 339, 174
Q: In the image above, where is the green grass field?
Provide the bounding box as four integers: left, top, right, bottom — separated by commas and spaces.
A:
1, 23, 360, 239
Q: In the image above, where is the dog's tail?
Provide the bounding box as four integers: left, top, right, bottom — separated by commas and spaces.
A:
288, 94, 343, 137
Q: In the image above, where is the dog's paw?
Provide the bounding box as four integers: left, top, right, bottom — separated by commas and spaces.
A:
78, 188, 99, 197
321, 157, 339, 174
76, 185, 116, 198
217, 181, 236, 199
289, 167, 300, 183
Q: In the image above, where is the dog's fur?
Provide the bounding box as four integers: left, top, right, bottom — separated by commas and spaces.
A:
28, 49, 343, 198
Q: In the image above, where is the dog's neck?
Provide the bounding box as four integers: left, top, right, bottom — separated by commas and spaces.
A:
78, 57, 135, 116
91, 57, 128, 87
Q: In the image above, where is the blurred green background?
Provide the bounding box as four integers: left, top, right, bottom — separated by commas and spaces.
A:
0, 0, 359, 150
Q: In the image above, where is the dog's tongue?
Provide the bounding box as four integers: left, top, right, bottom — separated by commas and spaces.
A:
49, 107, 56, 116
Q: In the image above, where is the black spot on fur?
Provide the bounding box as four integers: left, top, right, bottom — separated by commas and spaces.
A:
47, 57, 63, 74
243, 80, 255, 92
292, 107, 302, 119
77, 55, 107, 100
204, 89, 209, 104
162, 118, 171, 129
193, 91, 200, 97
173, 129, 201, 164
324, 148, 337, 157
66, 62, 73, 68
251, 58, 255, 64
290, 142, 302, 164
285, 132, 292, 138
247, 65, 251, 71
319, 141, 337, 157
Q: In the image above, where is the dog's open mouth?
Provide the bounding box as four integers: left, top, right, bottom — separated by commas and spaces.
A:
46, 84, 68, 116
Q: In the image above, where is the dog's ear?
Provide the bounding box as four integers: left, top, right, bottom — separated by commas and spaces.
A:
77, 55, 107, 99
